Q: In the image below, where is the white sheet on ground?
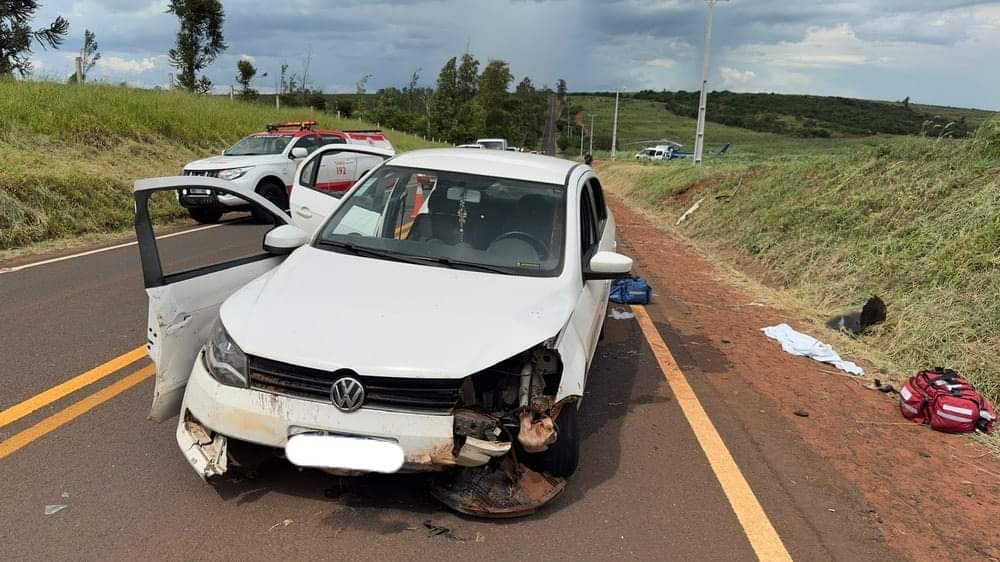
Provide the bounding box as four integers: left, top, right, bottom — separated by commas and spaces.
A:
761, 323, 864, 376
609, 309, 635, 320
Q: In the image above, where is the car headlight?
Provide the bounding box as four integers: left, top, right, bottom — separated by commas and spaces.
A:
217, 167, 253, 181
203, 322, 248, 387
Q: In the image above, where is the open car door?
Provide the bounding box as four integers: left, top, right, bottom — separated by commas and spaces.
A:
134, 176, 292, 422
290, 145, 394, 234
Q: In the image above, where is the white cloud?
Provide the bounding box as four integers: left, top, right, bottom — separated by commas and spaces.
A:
97, 56, 159, 73
735, 24, 872, 68
719, 67, 755, 87
240, 54, 256, 64
646, 58, 677, 69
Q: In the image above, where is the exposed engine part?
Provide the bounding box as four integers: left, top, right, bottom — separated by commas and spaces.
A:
517, 411, 557, 453
430, 455, 566, 518
453, 409, 503, 441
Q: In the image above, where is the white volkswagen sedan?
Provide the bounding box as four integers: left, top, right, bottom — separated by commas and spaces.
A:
134, 149, 632, 515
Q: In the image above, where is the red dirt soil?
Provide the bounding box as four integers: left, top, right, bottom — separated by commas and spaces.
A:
610, 195, 1000, 561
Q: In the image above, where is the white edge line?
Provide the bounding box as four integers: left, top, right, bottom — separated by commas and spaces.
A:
0, 224, 225, 274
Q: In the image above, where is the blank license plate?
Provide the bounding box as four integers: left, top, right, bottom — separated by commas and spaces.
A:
285, 433, 404, 473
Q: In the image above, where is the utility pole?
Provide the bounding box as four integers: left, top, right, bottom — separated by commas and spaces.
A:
74, 57, 82, 84
611, 89, 620, 160
693, 0, 728, 166
589, 114, 597, 155
580, 121, 586, 157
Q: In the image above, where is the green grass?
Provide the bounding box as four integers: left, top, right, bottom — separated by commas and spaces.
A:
568, 95, 891, 162
0, 80, 443, 250
599, 119, 1000, 408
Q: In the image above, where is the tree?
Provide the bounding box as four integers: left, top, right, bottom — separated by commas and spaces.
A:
431, 57, 458, 139
235, 57, 257, 101
80, 29, 99, 80
336, 98, 355, 118
356, 73, 372, 94
476, 59, 513, 137
167, 0, 226, 94
456, 53, 479, 104
0, 2, 70, 77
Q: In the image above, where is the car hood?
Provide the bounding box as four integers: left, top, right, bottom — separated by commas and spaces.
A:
185, 154, 284, 170
222, 246, 578, 379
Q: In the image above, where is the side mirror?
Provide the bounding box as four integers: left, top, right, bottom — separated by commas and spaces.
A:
584, 251, 633, 280
290, 147, 309, 159
264, 224, 309, 255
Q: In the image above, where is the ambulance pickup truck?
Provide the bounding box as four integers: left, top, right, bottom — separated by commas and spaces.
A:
178, 121, 394, 223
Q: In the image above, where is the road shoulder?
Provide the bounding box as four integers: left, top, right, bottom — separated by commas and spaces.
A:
611, 195, 1000, 561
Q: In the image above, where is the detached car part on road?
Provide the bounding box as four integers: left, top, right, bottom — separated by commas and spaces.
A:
134, 149, 632, 516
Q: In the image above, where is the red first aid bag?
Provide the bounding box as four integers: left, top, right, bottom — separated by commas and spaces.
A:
899, 368, 996, 434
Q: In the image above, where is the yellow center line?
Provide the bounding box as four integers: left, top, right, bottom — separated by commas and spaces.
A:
633, 305, 792, 562
0, 345, 148, 430
0, 364, 156, 461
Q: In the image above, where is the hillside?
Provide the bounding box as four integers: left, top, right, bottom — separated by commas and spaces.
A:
0, 81, 442, 251
567, 95, 888, 161
597, 119, 1000, 409
629, 90, 990, 138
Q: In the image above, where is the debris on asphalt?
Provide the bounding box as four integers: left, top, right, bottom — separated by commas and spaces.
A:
60, 492, 69, 499
610, 276, 652, 305
608, 308, 635, 320
430, 456, 566, 518
676, 197, 705, 225
267, 519, 293, 532
44, 505, 67, 516
794, 409, 810, 418
825, 296, 887, 335
423, 520, 465, 542
761, 323, 865, 375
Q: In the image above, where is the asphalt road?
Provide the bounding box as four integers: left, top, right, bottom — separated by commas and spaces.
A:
0, 220, 901, 561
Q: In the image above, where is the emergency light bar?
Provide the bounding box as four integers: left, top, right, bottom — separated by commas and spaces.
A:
266, 120, 317, 133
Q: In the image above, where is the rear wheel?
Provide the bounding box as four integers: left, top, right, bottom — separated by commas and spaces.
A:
252, 180, 288, 223
189, 208, 223, 224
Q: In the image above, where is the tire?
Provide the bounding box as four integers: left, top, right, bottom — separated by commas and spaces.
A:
532, 404, 580, 477
252, 180, 288, 223
189, 208, 223, 224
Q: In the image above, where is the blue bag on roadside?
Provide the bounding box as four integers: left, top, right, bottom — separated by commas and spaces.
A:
610, 276, 652, 305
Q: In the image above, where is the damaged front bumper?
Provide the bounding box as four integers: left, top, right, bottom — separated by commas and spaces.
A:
176, 357, 511, 479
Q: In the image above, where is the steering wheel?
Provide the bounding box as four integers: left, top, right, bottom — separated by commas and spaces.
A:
491, 231, 549, 260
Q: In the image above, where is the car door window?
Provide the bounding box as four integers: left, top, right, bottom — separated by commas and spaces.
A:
298, 150, 356, 197
321, 134, 346, 145
294, 135, 321, 154
580, 185, 599, 265
136, 187, 286, 288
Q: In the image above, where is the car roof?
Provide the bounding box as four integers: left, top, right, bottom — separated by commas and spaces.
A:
251, 130, 346, 138
390, 148, 578, 185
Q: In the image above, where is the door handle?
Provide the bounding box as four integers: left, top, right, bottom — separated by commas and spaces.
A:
295, 206, 313, 218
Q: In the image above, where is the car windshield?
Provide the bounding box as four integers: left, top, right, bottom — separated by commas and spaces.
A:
316, 166, 567, 276
224, 134, 294, 156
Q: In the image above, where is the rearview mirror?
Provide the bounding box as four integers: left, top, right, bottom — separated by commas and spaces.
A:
264, 224, 309, 255
447, 187, 481, 204
290, 147, 308, 159
584, 251, 633, 280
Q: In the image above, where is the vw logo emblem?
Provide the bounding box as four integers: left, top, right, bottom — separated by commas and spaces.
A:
330, 377, 365, 412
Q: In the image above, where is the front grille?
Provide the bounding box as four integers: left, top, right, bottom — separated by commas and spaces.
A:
183, 169, 220, 178
248, 356, 463, 413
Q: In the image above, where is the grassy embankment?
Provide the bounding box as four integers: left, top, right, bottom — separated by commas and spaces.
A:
0, 80, 443, 253
598, 119, 1000, 412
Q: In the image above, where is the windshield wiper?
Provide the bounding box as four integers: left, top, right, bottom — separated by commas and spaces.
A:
428, 257, 513, 275
316, 240, 430, 266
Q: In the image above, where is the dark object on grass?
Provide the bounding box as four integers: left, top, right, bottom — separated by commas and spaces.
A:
826, 295, 887, 335
584, 153, 593, 166
867, 379, 895, 393
794, 409, 810, 417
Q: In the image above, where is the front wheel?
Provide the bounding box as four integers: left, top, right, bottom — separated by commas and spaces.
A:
527, 404, 580, 477
189, 208, 223, 224
252, 181, 288, 223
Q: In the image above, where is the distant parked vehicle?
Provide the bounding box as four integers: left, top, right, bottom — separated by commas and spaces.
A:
179, 121, 394, 224
476, 138, 508, 151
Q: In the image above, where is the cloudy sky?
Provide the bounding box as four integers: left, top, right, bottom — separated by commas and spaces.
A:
28, 0, 1000, 109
